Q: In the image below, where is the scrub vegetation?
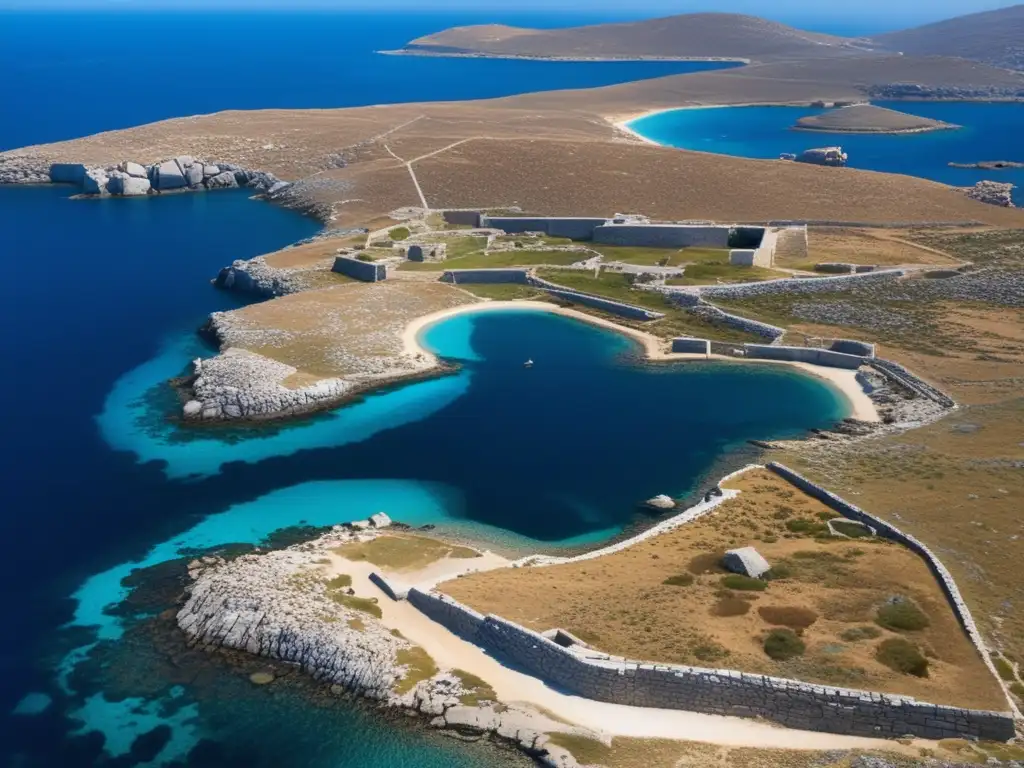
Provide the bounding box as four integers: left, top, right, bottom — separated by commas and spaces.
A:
439, 469, 1003, 708
334, 533, 481, 572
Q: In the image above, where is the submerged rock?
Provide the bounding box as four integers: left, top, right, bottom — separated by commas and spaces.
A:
645, 494, 676, 510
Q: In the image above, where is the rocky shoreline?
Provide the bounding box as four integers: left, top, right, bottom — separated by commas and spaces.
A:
178, 526, 585, 768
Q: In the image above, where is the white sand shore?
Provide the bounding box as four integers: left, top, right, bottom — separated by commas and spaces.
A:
329, 546, 905, 753
611, 102, 819, 146
402, 300, 879, 422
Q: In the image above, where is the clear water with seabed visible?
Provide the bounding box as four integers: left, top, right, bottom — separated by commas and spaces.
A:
1, 11, 853, 768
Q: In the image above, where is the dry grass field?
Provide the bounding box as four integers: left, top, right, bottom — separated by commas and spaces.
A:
790, 228, 962, 269
441, 469, 1004, 709
212, 281, 476, 382
334, 533, 481, 572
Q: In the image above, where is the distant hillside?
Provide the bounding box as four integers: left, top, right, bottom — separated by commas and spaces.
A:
873, 5, 1024, 71
400, 13, 879, 62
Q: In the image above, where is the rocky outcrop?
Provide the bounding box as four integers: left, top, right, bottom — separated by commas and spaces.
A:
182, 348, 351, 422
960, 180, 1016, 207
794, 146, 848, 167
178, 527, 584, 768
213, 256, 303, 298
0, 151, 289, 200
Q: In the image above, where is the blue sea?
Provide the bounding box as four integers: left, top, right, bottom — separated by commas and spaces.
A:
0, 8, 1005, 768
627, 102, 1024, 204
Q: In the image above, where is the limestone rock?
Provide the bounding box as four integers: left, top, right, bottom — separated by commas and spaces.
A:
795, 147, 848, 167
120, 161, 148, 178
369, 512, 392, 529
961, 180, 1015, 208
49, 163, 87, 184
645, 494, 676, 510
154, 160, 187, 190
202, 164, 220, 177
722, 546, 771, 579
206, 171, 238, 189
107, 171, 151, 196
249, 672, 275, 685
185, 163, 204, 187
81, 168, 109, 195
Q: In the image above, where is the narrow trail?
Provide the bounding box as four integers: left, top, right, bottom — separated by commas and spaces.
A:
383, 142, 429, 211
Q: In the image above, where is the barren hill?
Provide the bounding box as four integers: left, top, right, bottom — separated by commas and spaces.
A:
873, 5, 1024, 71
402, 13, 876, 62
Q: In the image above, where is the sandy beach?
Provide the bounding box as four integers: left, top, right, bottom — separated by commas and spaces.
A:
402, 300, 879, 422
612, 102, 815, 145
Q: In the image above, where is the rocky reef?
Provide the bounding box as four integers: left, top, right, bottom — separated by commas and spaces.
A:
177, 526, 582, 767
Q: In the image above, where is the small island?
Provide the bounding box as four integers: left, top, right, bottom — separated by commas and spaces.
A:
793, 104, 960, 134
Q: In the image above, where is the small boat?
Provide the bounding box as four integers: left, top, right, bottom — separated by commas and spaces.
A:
523, 359, 534, 368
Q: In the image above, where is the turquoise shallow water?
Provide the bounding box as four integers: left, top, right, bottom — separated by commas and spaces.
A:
51, 305, 851, 765
627, 101, 1024, 204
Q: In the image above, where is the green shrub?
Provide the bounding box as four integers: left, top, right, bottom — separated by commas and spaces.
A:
992, 655, 1016, 681
388, 226, 410, 241
1010, 682, 1024, 699
817, 510, 841, 521
876, 638, 929, 677
831, 520, 873, 538
712, 597, 751, 617
764, 564, 791, 580
325, 574, 352, 590
786, 519, 829, 536
356, 253, 375, 262
758, 606, 818, 630
721, 574, 767, 592
841, 626, 882, 642
763, 629, 805, 660
663, 573, 695, 587
876, 601, 930, 632
693, 642, 730, 662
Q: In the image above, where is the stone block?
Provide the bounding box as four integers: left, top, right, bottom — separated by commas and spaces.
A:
49, 163, 87, 184
154, 160, 187, 190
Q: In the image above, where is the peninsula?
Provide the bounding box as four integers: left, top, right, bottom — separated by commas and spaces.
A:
3, 7, 1024, 767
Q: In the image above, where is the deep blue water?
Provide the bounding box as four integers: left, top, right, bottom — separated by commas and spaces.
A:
1, 8, 854, 768
628, 101, 1024, 204
0, 10, 739, 151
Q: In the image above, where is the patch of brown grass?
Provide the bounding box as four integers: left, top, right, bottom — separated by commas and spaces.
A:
440, 469, 1004, 709
334, 533, 481, 573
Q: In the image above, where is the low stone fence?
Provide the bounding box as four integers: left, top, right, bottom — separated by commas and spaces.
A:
830, 339, 876, 357
480, 216, 607, 240
408, 587, 1014, 741
671, 337, 711, 355
333, 256, 386, 282
683, 301, 785, 343
529, 276, 664, 321
442, 268, 529, 284
766, 463, 1015, 720
869, 358, 956, 408
743, 343, 865, 370
697, 269, 906, 300
369, 572, 408, 601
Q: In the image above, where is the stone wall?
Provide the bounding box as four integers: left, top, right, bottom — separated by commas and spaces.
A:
743, 344, 865, 370
728, 249, 759, 267
671, 338, 711, 355
682, 300, 786, 342
697, 269, 906, 300
442, 268, 529, 284
443, 210, 481, 228
593, 224, 733, 249
333, 256, 386, 282
408, 588, 1014, 741
766, 463, 1015, 720
830, 339, 876, 357
530, 276, 664, 320
869, 358, 956, 408
480, 216, 608, 240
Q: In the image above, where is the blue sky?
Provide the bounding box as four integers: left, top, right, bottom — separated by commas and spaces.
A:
0, 0, 1015, 28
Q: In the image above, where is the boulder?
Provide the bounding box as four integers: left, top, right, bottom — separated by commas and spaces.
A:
183, 401, 203, 418
206, 171, 238, 189
961, 180, 1015, 208
645, 494, 676, 510
120, 161, 148, 178
369, 512, 392, 529
796, 147, 848, 167
174, 155, 196, 169
267, 180, 291, 195
203, 164, 220, 177
81, 168, 109, 195
154, 160, 187, 190
120, 176, 151, 196
722, 546, 771, 579
185, 163, 204, 187
49, 163, 87, 184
